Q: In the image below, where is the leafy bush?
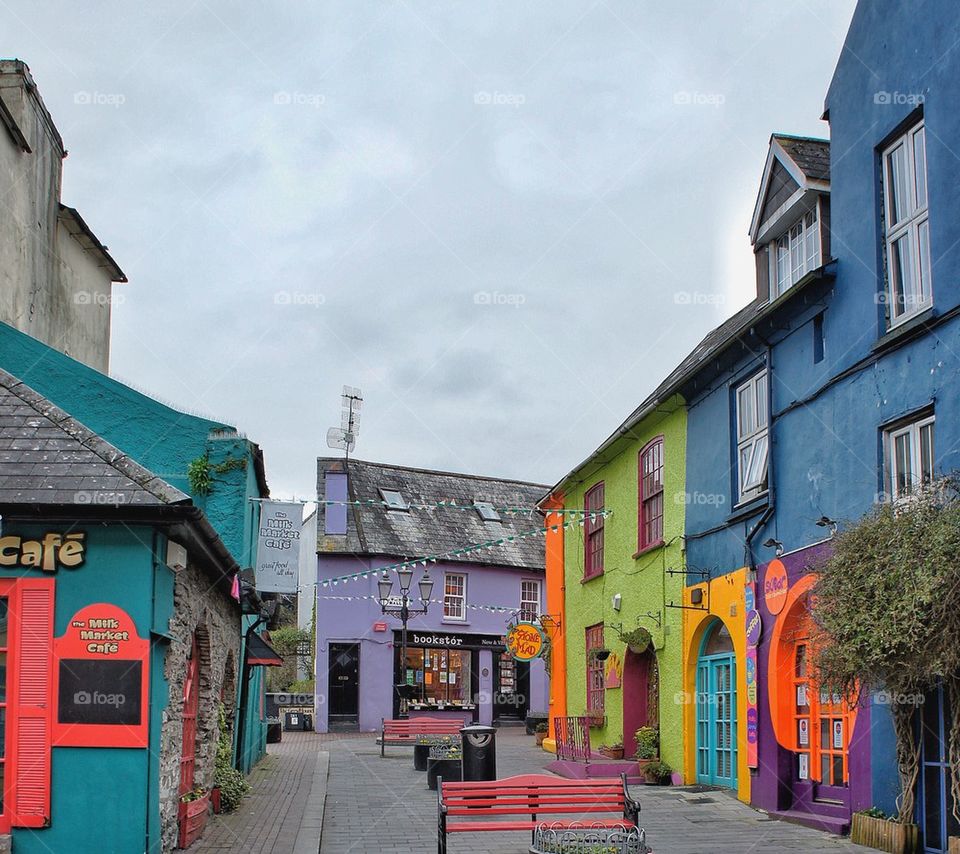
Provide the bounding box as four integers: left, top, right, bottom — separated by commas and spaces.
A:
214, 704, 250, 812
641, 760, 672, 783
535, 722, 549, 734
856, 806, 888, 820
621, 627, 652, 652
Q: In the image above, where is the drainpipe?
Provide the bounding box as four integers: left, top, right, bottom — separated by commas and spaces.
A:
744, 333, 775, 574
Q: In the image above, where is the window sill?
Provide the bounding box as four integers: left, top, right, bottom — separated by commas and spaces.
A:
441, 619, 469, 627
581, 572, 604, 584
633, 540, 664, 559
873, 307, 936, 355
727, 493, 769, 524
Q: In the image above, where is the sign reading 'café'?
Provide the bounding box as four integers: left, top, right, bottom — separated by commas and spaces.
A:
0, 532, 86, 571
53, 603, 149, 748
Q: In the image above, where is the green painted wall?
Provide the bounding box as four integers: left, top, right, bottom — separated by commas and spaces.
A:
561, 396, 686, 773
0, 320, 269, 775
6, 524, 160, 854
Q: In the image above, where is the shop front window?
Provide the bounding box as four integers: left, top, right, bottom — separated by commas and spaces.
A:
403, 647, 473, 708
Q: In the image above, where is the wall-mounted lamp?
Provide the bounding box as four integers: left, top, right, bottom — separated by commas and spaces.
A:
762, 537, 784, 557
611, 593, 622, 612
690, 589, 704, 606
816, 516, 838, 536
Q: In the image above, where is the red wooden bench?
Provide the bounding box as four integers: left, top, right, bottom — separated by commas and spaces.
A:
437, 773, 640, 854
380, 717, 465, 757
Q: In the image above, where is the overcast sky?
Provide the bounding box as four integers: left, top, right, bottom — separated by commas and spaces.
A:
3, 1, 857, 499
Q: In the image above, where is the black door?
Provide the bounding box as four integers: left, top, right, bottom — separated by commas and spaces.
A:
493, 653, 530, 721
328, 643, 359, 728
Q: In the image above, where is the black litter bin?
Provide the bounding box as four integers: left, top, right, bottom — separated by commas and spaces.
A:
303, 713, 313, 731
267, 718, 283, 743
284, 711, 305, 731
460, 724, 497, 781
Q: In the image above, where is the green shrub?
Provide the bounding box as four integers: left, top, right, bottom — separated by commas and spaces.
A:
215, 704, 250, 812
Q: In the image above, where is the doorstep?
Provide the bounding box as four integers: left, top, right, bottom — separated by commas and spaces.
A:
546, 757, 644, 784
769, 807, 850, 836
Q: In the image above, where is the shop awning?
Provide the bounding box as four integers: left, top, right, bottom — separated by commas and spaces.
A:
246, 632, 284, 667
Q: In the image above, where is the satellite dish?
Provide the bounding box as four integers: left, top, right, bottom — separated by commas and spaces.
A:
326, 386, 363, 456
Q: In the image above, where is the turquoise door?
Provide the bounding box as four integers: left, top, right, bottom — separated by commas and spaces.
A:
696, 622, 738, 789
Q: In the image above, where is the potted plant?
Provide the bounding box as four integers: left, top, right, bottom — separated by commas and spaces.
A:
641, 760, 672, 786
621, 627, 652, 655
634, 726, 659, 774
178, 787, 210, 848
598, 742, 625, 760
850, 807, 921, 854
535, 722, 549, 747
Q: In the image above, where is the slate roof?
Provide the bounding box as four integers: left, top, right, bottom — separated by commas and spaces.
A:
773, 134, 830, 182
0, 368, 189, 506
317, 458, 548, 571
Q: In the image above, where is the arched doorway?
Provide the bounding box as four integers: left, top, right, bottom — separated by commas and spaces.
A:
622, 648, 658, 758
696, 620, 737, 788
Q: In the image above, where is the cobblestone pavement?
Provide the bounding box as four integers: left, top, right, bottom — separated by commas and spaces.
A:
320, 729, 876, 854
194, 731, 329, 854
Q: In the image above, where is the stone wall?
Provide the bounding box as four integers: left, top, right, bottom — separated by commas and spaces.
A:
158, 561, 241, 853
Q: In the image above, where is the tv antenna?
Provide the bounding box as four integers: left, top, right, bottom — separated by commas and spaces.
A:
326, 386, 363, 460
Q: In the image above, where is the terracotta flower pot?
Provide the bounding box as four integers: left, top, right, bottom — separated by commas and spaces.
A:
535, 732, 547, 746
178, 794, 210, 849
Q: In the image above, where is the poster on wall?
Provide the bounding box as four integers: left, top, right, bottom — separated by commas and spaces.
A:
833, 720, 843, 749
53, 603, 150, 748
744, 579, 759, 768
255, 501, 304, 593
798, 753, 809, 780
799, 718, 809, 747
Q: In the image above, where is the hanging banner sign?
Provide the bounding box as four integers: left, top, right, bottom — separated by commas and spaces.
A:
505, 622, 546, 661
744, 578, 759, 769
255, 501, 304, 593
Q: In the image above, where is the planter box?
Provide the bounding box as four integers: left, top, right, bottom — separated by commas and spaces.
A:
599, 747, 624, 760
850, 813, 919, 854
535, 732, 547, 747
427, 757, 461, 791
178, 794, 210, 849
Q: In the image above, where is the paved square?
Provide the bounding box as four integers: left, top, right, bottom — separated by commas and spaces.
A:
320, 729, 875, 854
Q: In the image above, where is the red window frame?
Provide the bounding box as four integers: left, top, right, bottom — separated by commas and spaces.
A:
584, 483, 605, 579
585, 623, 605, 713
638, 437, 665, 552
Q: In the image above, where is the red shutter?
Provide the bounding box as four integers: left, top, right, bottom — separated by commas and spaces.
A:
12, 578, 54, 828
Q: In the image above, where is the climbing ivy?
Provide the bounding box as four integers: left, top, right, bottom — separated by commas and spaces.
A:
186, 455, 247, 497
812, 478, 960, 823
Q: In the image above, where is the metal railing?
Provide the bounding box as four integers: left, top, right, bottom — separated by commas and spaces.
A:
554, 715, 591, 762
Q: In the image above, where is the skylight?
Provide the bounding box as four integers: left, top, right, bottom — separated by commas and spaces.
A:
475, 501, 501, 522
380, 489, 409, 510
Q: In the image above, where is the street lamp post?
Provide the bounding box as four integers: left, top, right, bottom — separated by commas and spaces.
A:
377, 567, 434, 718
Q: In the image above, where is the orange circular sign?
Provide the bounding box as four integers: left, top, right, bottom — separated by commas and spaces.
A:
763, 559, 789, 615
505, 622, 545, 661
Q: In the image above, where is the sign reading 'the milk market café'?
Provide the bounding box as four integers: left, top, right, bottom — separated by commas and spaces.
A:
255, 501, 303, 593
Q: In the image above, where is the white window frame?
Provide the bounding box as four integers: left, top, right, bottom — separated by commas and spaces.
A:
736, 371, 769, 503
443, 573, 467, 622
886, 414, 935, 502
769, 203, 820, 298
882, 121, 931, 326
519, 579, 541, 622
380, 489, 409, 510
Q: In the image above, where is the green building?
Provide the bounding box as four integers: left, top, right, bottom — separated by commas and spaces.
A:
544, 393, 686, 774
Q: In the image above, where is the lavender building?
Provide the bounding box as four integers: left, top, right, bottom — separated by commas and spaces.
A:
313, 458, 550, 732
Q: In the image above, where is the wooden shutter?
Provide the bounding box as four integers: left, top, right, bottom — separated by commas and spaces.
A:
12, 578, 54, 828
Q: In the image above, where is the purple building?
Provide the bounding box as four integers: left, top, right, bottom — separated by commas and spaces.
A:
314, 458, 549, 733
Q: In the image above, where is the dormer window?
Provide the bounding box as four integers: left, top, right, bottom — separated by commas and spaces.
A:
772, 206, 820, 298
380, 489, 409, 510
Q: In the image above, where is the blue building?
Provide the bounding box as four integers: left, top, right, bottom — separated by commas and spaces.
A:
675, 0, 959, 846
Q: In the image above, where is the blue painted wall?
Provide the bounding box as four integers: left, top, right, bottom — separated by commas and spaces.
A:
6, 524, 159, 854
682, 0, 960, 819
0, 324, 271, 805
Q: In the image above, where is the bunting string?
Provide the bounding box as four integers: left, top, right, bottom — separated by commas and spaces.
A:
249, 496, 591, 515
316, 511, 610, 589
316, 594, 518, 614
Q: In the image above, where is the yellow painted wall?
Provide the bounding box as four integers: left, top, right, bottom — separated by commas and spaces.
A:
681, 567, 750, 803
